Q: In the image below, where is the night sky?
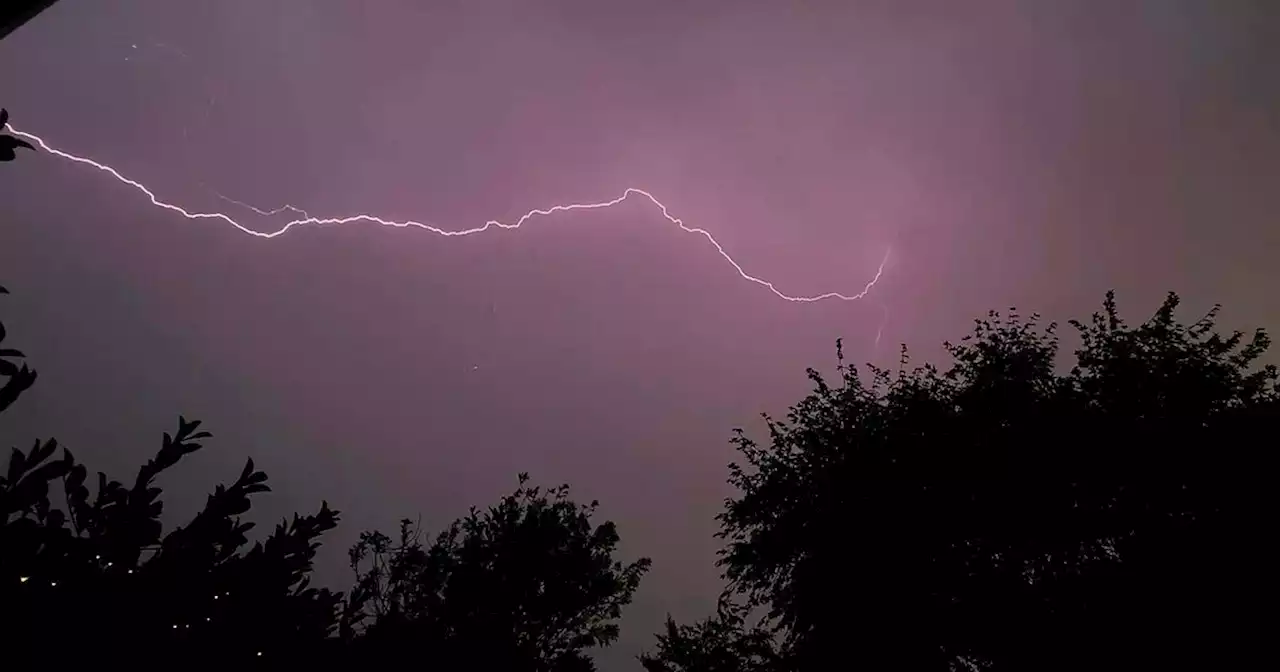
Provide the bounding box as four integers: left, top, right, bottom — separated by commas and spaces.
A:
2, 1, 1277, 668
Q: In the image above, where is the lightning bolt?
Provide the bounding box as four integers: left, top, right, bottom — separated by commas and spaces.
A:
874, 300, 889, 350
205, 187, 312, 220
5, 125, 889, 303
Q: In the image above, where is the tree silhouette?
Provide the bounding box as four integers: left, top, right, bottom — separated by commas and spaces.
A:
0, 284, 37, 412
639, 597, 779, 672
344, 473, 651, 671
2, 282, 652, 669
1, 285, 343, 667
684, 291, 1276, 671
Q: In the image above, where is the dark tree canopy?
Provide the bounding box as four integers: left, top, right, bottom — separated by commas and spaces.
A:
1, 286, 648, 670
2, 283, 343, 665
704, 291, 1276, 671
345, 473, 651, 671
639, 598, 779, 672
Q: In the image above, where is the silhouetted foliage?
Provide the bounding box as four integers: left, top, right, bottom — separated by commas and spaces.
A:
0, 109, 36, 161
344, 472, 651, 671
1, 283, 650, 669
656, 292, 1276, 671
0, 284, 37, 413
639, 597, 779, 672
1, 286, 343, 666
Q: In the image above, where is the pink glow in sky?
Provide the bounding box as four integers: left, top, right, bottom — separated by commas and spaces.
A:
1, 1, 1277, 668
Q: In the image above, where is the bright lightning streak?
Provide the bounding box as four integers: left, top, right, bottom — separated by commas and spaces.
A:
5, 125, 889, 303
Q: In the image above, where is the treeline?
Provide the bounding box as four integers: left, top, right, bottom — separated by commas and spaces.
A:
1, 283, 645, 669
5, 286, 1273, 671
644, 293, 1274, 671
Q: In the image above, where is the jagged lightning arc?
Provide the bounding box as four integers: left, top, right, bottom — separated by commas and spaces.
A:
4, 125, 889, 303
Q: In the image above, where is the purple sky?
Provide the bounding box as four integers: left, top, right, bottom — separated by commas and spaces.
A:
1, 1, 1277, 667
